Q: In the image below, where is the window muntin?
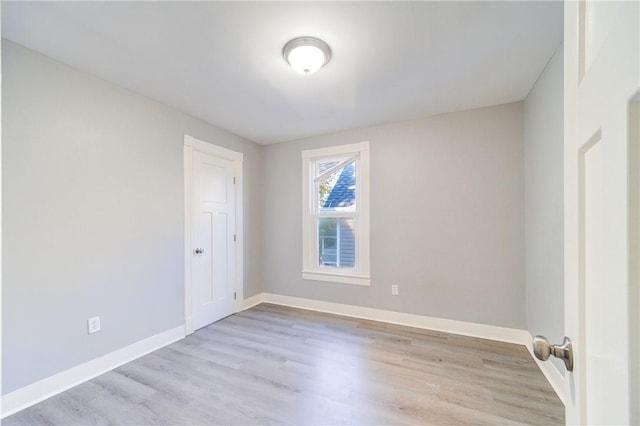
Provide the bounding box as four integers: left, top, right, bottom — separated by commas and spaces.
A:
302, 142, 370, 286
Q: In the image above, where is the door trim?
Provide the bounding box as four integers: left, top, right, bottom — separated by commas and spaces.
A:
183, 134, 244, 335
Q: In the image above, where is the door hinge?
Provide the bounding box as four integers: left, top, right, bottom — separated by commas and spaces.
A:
233, 176, 236, 184
234, 291, 237, 300
233, 234, 237, 242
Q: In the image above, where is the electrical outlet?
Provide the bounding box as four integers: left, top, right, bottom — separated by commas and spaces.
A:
391, 284, 399, 296
87, 316, 101, 334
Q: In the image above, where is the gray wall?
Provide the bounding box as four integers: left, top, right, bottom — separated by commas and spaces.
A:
262, 103, 526, 329
524, 45, 564, 374
1, 40, 263, 394
2, 37, 558, 395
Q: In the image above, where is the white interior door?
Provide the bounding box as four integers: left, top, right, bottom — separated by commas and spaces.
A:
190, 150, 237, 331
564, 1, 639, 424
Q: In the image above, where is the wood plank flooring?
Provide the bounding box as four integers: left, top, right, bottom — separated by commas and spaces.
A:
4, 304, 564, 425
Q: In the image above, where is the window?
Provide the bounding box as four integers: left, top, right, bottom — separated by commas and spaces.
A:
302, 141, 370, 286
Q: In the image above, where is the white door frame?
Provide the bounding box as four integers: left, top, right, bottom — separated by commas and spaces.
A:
184, 134, 243, 335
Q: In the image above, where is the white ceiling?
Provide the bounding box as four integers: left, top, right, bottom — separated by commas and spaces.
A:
2, 1, 563, 145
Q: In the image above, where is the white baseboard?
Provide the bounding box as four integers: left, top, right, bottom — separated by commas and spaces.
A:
242, 293, 265, 311
244, 292, 565, 404
525, 333, 566, 405
245, 292, 530, 344
1, 326, 185, 418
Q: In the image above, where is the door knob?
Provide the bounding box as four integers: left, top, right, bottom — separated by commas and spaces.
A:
532, 335, 573, 371
194, 248, 204, 254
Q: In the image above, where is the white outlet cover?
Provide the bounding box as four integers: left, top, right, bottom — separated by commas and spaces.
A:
391, 285, 399, 295
87, 316, 101, 334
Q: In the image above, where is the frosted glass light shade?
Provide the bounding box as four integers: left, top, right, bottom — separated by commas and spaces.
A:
287, 45, 326, 75
283, 37, 331, 75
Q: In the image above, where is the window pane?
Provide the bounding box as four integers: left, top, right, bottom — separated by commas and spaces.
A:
317, 160, 356, 211
318, 218, 355, 268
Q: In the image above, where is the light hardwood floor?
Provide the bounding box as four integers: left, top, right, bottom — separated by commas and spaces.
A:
5, 304, 564, 425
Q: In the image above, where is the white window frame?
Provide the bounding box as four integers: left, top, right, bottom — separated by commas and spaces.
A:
301, 141, 370, 286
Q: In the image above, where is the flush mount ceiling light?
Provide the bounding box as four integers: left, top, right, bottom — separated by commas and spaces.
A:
283, 36, 332, 75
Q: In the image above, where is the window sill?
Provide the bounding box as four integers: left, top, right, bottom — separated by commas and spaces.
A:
302, 271, 371, 286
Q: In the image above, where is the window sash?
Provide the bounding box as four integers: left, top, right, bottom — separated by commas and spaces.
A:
311, 156, 360, 272
314, 211, 357, 218
312, 157, 358, 215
